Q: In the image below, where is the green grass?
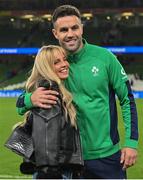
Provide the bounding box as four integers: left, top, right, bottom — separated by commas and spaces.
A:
0, 98, 142, 178
0, 98, 31, 178
117, 98, 143, 179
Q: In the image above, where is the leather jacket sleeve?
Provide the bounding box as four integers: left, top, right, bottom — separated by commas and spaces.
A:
32, 100, 62, 167
32, 79, 62, 167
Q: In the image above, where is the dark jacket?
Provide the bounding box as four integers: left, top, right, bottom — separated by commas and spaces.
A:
20, 79, 83, 173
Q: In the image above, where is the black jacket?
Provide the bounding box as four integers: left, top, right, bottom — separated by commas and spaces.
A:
21, 79, 83, 173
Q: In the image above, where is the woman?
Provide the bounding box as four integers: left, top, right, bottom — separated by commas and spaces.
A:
19, 45, 83, 179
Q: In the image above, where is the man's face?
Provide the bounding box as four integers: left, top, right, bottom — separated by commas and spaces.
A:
52, 16, 83, 53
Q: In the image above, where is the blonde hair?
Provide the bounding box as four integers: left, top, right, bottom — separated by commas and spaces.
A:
25, 45, 76, 126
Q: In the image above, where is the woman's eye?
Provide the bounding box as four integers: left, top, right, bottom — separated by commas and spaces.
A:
54, 60, 59, 64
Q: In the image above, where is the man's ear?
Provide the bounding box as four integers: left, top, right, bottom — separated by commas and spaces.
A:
81, 23, 84, 35
52, 29, 58, 39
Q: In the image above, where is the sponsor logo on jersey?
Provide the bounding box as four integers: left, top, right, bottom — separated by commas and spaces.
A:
121, 68, 127, 79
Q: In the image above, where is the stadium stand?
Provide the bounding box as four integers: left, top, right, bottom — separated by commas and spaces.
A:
0, 0, 143, 95
128, 74, 143, 91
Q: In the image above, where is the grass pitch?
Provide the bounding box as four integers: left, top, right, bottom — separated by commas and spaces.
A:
0, 98, 31, 179
0, 98, 142, 178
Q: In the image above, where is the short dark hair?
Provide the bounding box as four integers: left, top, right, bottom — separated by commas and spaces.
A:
52, 5, 81, 24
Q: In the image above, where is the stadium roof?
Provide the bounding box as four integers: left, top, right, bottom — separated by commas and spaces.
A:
0, 0, 143, 10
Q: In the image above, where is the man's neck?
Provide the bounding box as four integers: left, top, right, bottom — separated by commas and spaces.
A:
67, 41, 84, 55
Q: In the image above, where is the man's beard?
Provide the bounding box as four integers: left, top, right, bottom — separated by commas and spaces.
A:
60, 39, 82, 53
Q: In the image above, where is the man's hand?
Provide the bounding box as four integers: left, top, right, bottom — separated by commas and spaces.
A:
120, 147, 137, 170
31, 87, 59, 108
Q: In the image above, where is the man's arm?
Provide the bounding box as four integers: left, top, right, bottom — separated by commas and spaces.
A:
16, 87, 59, 115
16, 91, 33, 115
108, 52, 138, 169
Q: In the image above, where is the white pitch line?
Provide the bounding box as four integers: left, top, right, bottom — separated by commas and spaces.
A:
0, 174, 31, 179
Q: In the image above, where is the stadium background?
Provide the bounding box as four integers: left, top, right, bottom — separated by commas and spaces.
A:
0, 0, 143, 178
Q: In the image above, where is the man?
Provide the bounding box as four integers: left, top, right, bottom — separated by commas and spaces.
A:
17, 5, 138, 179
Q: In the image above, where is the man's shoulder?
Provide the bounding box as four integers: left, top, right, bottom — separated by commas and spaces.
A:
87, 43, 111, 55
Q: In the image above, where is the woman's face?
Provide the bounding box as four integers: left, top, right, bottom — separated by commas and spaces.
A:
53, 51, 69, 80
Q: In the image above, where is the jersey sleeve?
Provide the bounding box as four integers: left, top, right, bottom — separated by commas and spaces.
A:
16, 91, 33, 115
108, 52, 138, 149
